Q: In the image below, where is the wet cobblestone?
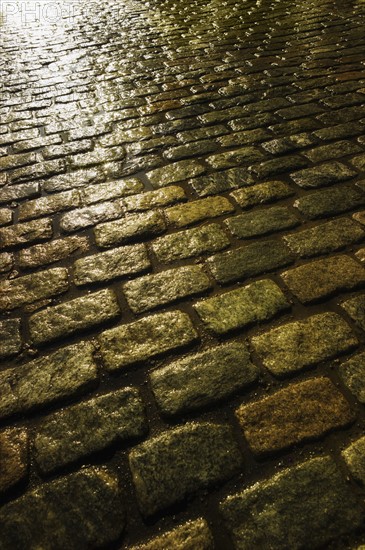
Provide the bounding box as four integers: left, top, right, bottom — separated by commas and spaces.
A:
1, 0, 365, 546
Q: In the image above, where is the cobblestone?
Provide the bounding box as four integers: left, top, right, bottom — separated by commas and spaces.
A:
0, 218, 53, 250
123, 266, 212, 313
150, 342, 259, 416
341, 294, 365, 332
129, 422, 242, 516
18, 190, 80, 221
94, 211, 166, 248
220, 456, 363, 549
98, 311, 198, 371
165, 196, 235, 228
281, 255, 365, 303
342, 436, 365, 486
146, 160, 206, 187
0, 319, 22, 358
29, 288, 120, 345
338, 352, 365, 404
18, 236, 89, 268
236, 377, 354, 455
225, 206, 299, 239
290, 161, 357, 189
0, 429, 29, 494
74, 244, 150, 285
252, 312, 357, 377
60, 201, 123, 233
194, 279, 289, 335
123, 186, 186, 212
0, 342, 98, 419
0, 268, 68, 312
190, 167, 254, 197
152, 223, 229, 263
0, 468, 125, 550
284, 218, 365, 258
34, 387, 146, 473
130, 518, 214, 550
230, 181, 294, 209
294, 183, 365, 219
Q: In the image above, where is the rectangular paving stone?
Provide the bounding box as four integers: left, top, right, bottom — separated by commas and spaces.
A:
0, 467, 125, 550
0, 429, 28, 494
284, 218, 365, 258
0, 218, 53, 250
261, 133, 318, 155
281, 255, 365, 303
146, 160, 206, 187
338, 351, 365, 404
0, 342, 99, 419
123, 186, 186, 212
29, 289, 121, 345
18, 236, 89, 269
225, 206, 299, 239
206, 147, 265, 170
74, 244, 150, 286
0, 152, 36, 172
290, 161, 357, 188
18, 190, 81, 221
303, 140, 363, 163
219, 128, 271, 148
314, 121, 365, 140
123, 265, 212, 313
342, 436, 365, 486
0, 319, 22, 359
130, 518, 214, 550
0, 252, 13, 274
150, 342, 259, 416
252, 312, 358, 377
220, 456, 363, 549
341, 294, 365, 332
34, 387, 146, 474
94, 211, 166, 248
9, 159, 66, 184
80, 178, 144, 205
98, 310, 198, 370
129, 422, 242, 516
189, 167, 255, 197
230, 180, 294, 209
165, 196, 235, 228
0, 208, 12, 226
236, 377, 354, 455
152, 223, 229, 263
60, 201, 123, 233
294, 183, 365, 219
249, 155, 308, 179
42, 167, 105, 193
0, 268, 69, 312
0, 182, 40, 204
207, 239, 294, 284
194, 279, 289, 335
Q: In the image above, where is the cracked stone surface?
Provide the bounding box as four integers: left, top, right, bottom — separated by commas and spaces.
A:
2, 0, 365, 546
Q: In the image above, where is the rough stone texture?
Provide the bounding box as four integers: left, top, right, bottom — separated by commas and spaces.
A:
34, 387, 146, 473
0, 218, 53, 250
220, 456, 363, 549
29, 288, 120, 345
225, 206, 299, 239
0, 342, 98, 419
207, 239, 294, 283
0, 467, 125, 550
165, 196, 235, 228
284, 218, 365, 258
290, 161, 357, 188
0, 268, 69, 312
294, 183, 365, 219
0, 208, 12, 226
338, 352, 365, 403
152, 223, 229, 263
189, 167, 254, 197
60, 201, 122, 232
147, 160, 206, 187
80, 178, 143, 204
150, 342, 259, 416
123, 186, 186, 211
18, 190, 80, 221
129, 422, 242, 516
0, 318, 22, 358
342, 436, 365, 485
194, 279, 289, 335
0, 429, 29, 494
281, 255, 365, 303
94, 211, 166, 248
98, 311, 198, 370
73, 243, 150, 285
252, 312, 358, 377
123, 265, 212, 313
230, 180, 294, 209
18, 236, 89, 268
341, 294, 365, 332
236, 377, 354, 455
130, 518, 214, 550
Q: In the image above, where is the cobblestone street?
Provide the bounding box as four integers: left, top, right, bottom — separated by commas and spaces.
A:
1, 0, 365, 547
